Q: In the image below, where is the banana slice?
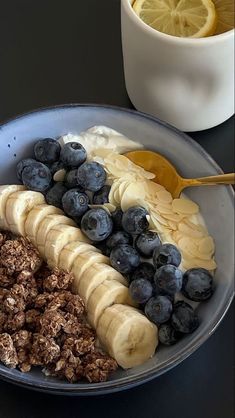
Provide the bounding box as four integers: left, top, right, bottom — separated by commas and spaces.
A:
25, 204, 63, 245
87, 280, 132, 328
78, 263, 128, 305
36, 214, 76, 257
5, 190, 45, 235
72, 251, 110, 292
0, 185, 25, 230
59, 241, 100, 271
97, 304, 158, 369
44, 224, 90, 267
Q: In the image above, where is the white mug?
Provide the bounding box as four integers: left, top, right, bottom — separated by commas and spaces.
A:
121, 0, 235, 132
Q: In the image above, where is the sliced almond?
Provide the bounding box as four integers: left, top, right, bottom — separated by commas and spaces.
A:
150, 209, 169, 226
198, 236, 215, 255
182, 257, 217, 271
161, 212, 185, 223
184, 218, 208, 234
156, 203, 174, 214
172, 198, 199, 215
178, 222, 207, 239
53, 169, 66, 182
156, 190, 173, 204
168, 221, 178, 231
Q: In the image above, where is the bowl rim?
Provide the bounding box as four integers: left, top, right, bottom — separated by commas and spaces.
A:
0, 103, 234, 395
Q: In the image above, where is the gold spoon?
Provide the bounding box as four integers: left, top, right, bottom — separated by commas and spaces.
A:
125, 150, 235, 198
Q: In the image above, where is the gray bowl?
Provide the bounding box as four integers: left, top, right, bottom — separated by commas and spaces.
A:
0, 104, 234, 395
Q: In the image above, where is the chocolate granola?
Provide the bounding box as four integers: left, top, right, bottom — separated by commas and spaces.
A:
0, 232, 118, 383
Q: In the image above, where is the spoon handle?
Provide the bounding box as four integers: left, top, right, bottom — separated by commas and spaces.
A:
195, 173, 235, 185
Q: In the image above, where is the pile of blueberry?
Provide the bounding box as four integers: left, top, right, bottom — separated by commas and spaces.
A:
17, 138, 214, 346
103, 206, 213, 346
16, 138, 111, 227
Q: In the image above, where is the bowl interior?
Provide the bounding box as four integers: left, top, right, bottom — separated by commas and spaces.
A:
0, 105, 234, 394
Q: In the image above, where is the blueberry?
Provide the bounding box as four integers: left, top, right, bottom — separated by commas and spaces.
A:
93, 185, 111, 204
145, 295, 173, 325
154, 264, 183, 296
182, 268, 214, 302
81, 208, 113, 242
21, 162, 52, 192
16, 158, 39, 183
131, 262, 155, 284
129, 279, 153, 304
106, 231, 132, 250
153, 243, 181, 268
34, 138, 61, 164
60, 142, 87, 168
112, 208, 123, 230
110, 245, 140, 274
46, 182, 67, 209
122, 206, 149, 235
49, 161, 66, 176
171, 301, 199, 334
64, 169, 79, 189
158, 322, 182, 346
77, 162, 106, 192
62, 189, 89, 218
135, 231, 161, 258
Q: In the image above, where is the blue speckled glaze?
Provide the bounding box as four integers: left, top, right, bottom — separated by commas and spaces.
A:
0, 104, 234, 395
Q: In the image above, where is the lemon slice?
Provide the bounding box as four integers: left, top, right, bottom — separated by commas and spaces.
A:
133, 0, 218, 38
213, 0, 234, 34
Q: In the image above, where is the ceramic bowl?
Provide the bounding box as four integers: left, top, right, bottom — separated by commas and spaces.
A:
0, 105, 234, 395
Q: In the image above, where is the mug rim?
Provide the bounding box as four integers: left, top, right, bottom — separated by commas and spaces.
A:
122, 0, 235, 45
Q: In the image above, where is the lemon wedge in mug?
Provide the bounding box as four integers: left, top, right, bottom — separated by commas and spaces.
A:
213, 0, 234, 34
132, 0, 218, 38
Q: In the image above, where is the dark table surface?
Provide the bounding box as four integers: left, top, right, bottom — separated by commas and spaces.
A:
0, 1, 234, 417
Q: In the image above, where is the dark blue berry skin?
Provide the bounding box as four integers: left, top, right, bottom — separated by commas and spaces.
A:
158, 322, 182, 346
171, 301, 199, 334
153, 243, 181, 268
49, 161, 66, 176
182, 268, 214, 302
129, 278, 153, 304
106, 231, 132, 250
62, 189, 89, 218
154, 264, 183, 296
81, 208, 113, 242
145, 295, 173, 325
110, 245, 140, 274
122, 206, 149, 235
95, 241, 111, 257
60, 142, 87, 168
77, 162, 106, 192
16, 158, 38, 182
93, 185, 111, 204
135, 231, 161, 258
21, 162, 52, 193
64, 169, 79, 189
131, 262, 155, 284
45, 182, 67, 209
34, 138, 61, 164
111, 208, 123, 230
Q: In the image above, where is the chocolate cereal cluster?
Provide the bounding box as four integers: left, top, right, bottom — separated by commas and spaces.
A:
0, 232, 117, 383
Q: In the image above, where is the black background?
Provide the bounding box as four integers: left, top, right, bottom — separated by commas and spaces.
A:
0, 1, 234, 417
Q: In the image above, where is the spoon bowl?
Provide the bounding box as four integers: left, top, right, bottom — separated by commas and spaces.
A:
125, 150, 235, 198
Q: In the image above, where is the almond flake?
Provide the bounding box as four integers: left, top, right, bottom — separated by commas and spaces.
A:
198, 236, 215, 255
156, 190, 173, 204
172, 198, 199, 215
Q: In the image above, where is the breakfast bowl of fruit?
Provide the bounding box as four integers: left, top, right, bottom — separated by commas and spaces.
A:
0, 104, 234, 395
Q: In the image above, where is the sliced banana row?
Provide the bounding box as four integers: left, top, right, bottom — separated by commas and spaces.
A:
0, 185, 158, 368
